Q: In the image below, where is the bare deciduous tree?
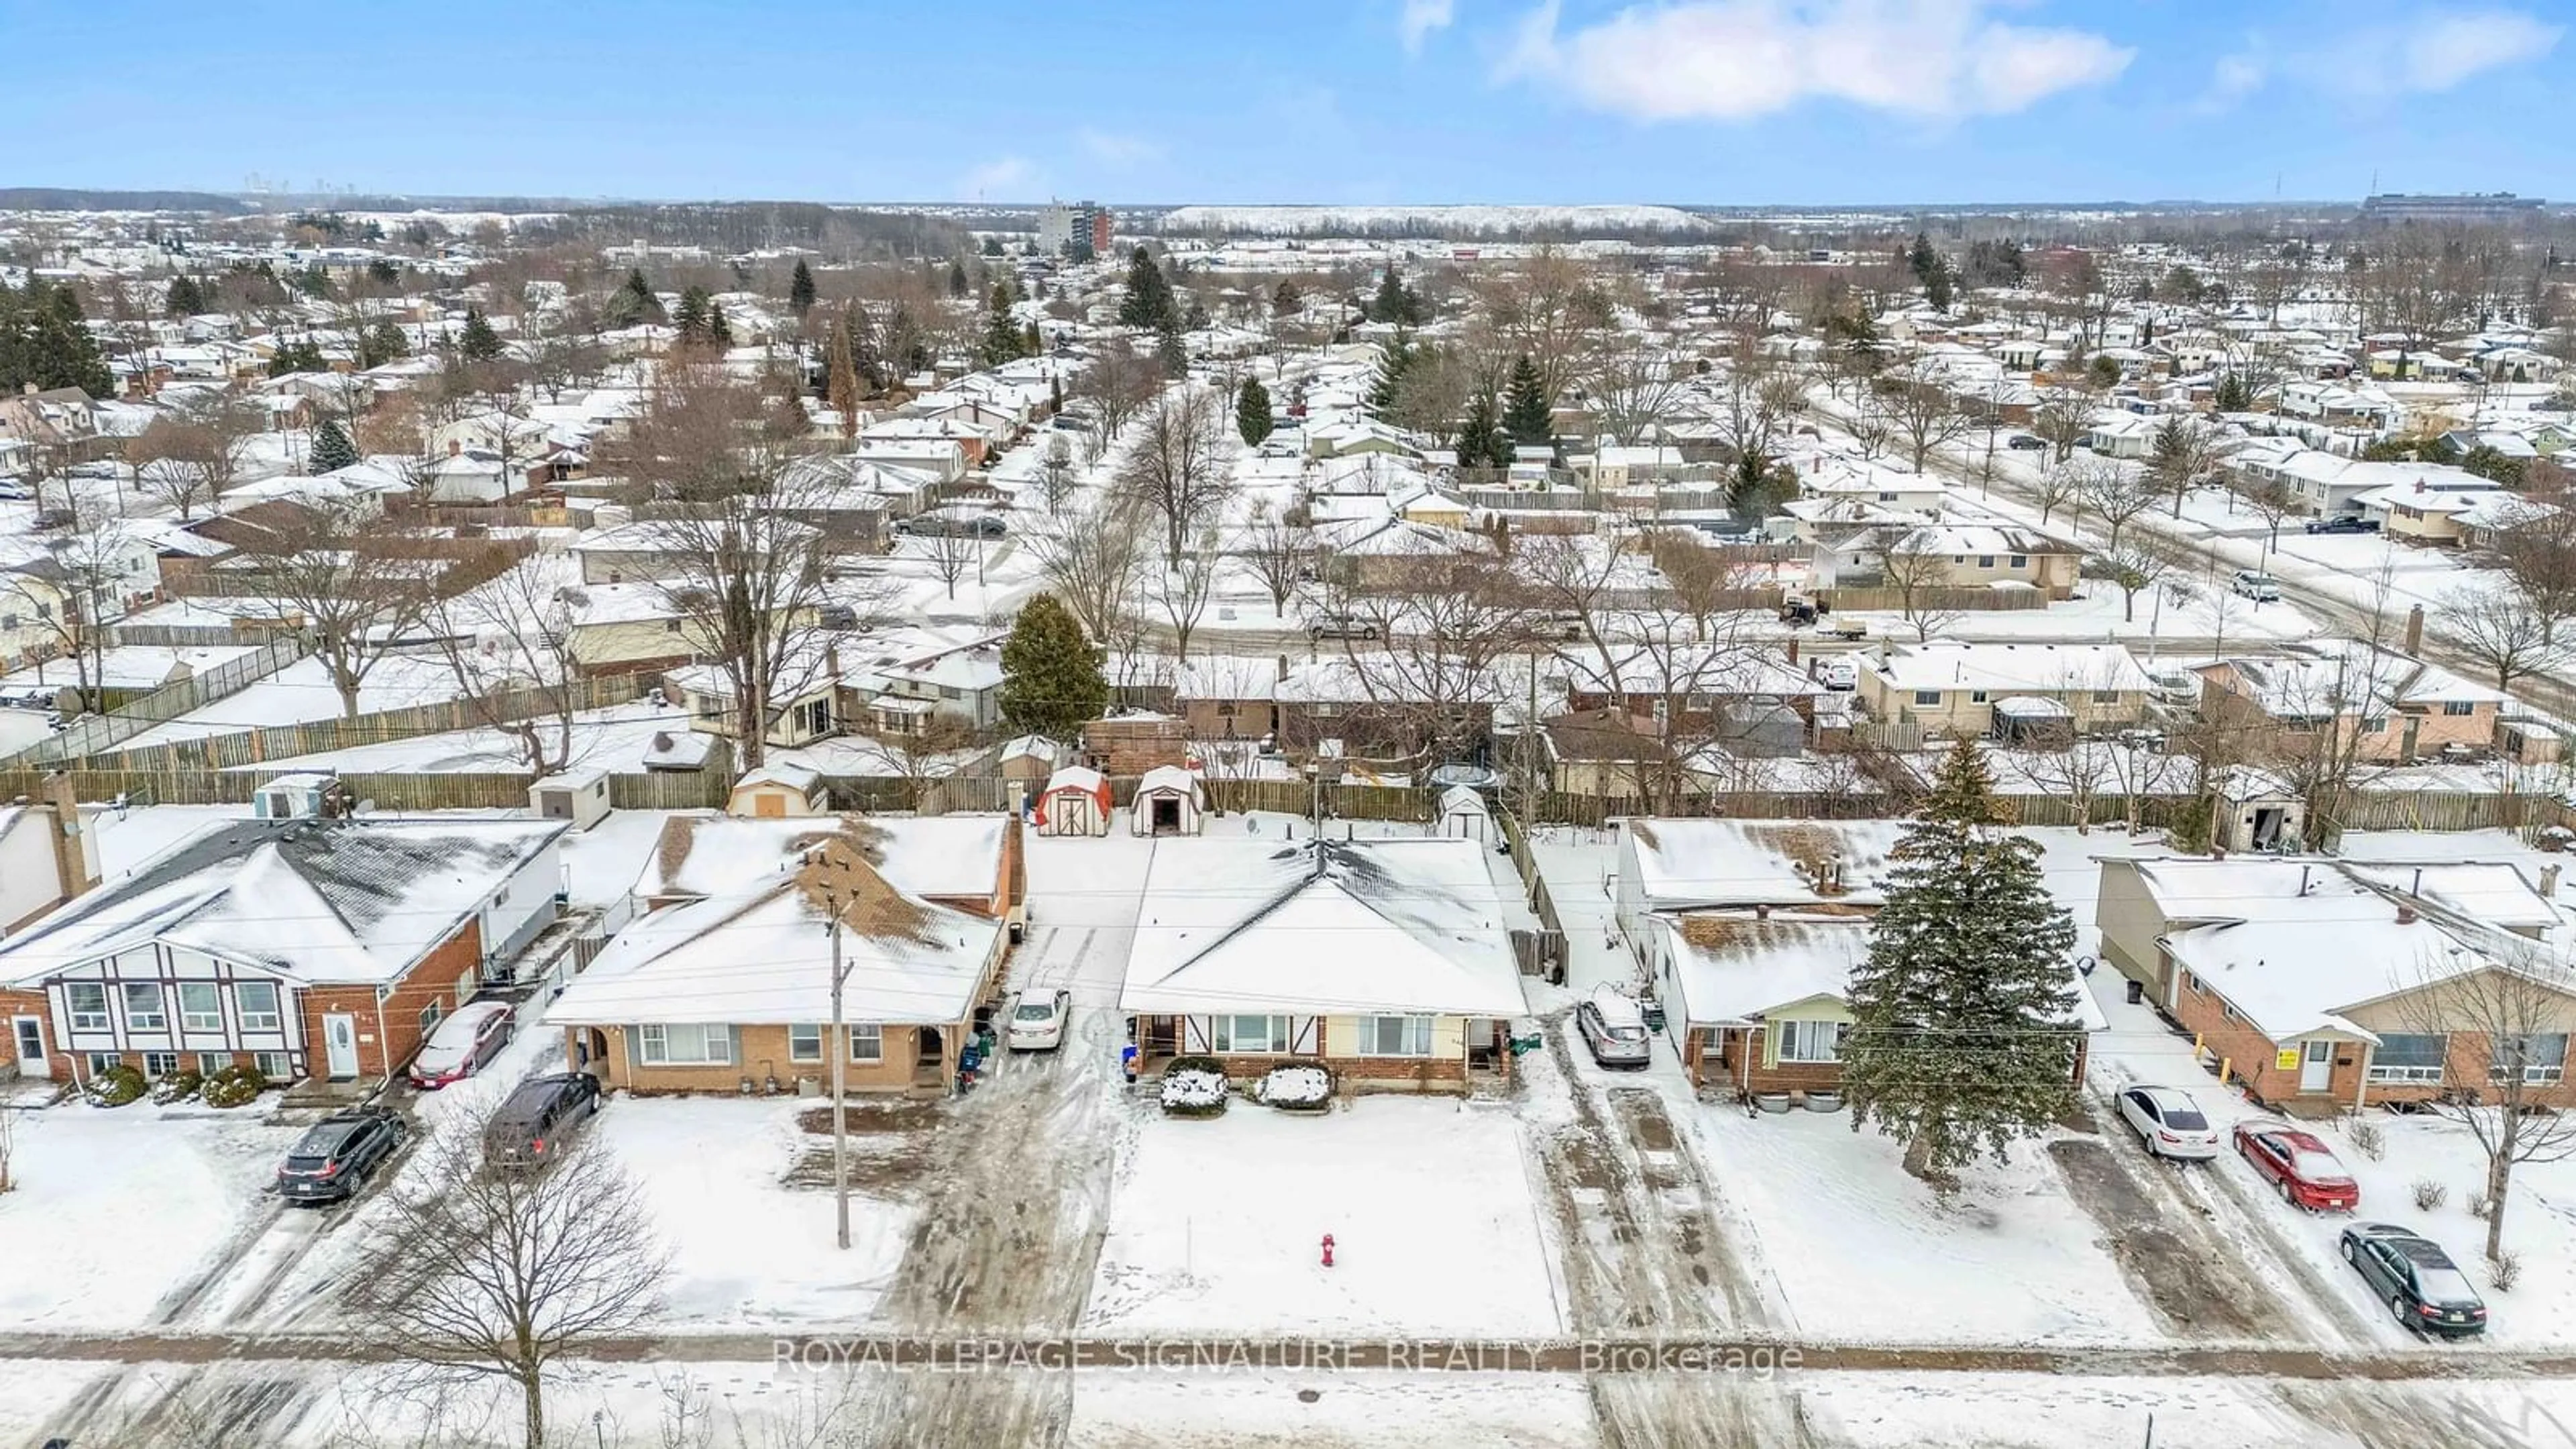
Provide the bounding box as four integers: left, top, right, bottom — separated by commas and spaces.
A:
1114, 386, 1234, 567
127, 391, 261, 519
1146, 531, 1222, 662
225, 499, 449, 720
1035, 433, 1079, 515
2442, 584, 2563, 691
1884, 378, 1971, 473
2030, 460, 2084, 529
1073, 343, 1161, 461
1236, 499, 1312, 619
1025, 492, 1148, 646
433, 558, 588, 778
2098, 532, 2186, 625
351, 1118, 668, 1449
2392, 945, 2576, 1264
2029, 388, 2093, 465
1582, 345, 1690, 447
2232, 474, 2302, 558
1875, 529, 1964, 642
2076, 461, 2160, 553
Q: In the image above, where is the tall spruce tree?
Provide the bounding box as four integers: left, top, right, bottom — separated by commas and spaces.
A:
1155, 318, 1189, 379
166, 274, 207, 317
1236, 376, 1274, 445
1502, 354, 1552, 445
980, 284, 1026, 367
947, 259, 972, 298
608, 269, 663, 327
1843, 739, 2080, 1185
788, 260, 818, 317
1366, 333, 1415, 414
1456, 390, 1509, 472
998, 592, 1108, 740
1371, 266, 1420, 325
1118, 246, 1176, 331
1907, 230, 1939, 284
310, 418, 360, 474
672, 287, 713, 345
458, 308, 504, 362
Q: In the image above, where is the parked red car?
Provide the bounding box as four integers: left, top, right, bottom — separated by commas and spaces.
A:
408, 1000, 517, 1089
2233, 1122, 2359, 1212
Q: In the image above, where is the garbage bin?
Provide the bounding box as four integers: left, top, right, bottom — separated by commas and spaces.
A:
2125, 979, 2143, 1006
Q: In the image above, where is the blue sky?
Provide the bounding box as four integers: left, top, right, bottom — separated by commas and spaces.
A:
0, 0, 2567, 205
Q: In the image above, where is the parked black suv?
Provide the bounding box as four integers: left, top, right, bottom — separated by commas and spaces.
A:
486, 1072, 603, 1167
276, 1107, 407, 1205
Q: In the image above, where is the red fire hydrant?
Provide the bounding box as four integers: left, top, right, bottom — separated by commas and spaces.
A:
1320, 1233, 1336, 1269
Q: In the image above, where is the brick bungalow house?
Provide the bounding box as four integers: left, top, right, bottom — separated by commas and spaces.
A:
0, 816, 566, 1087
2094, 855, 2576, 1113
2195, 641, 2514, 765
544, 835, 1008, 1095
1119, 838, 1529, 1095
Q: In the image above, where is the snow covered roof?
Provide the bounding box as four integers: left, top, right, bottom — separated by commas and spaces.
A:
1120, 839, 1527, 1019
2207, 641, 2507, 718
635, 812, 1006, 907
1654, 913, 1872, 1024
1866, 641, 2153, 696
0, 818, 565, 986
1135, 764, 1201, 799
1621, 818, 1908, 912
549, 865, 999, 1027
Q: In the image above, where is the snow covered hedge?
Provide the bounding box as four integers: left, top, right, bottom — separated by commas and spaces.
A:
201, 1063, 266, 1109
1252, 1062, 1334, 1112
150, 1070, 203, 1106
1159, 1055, 1230, 1118
83, 1064, 146, 1108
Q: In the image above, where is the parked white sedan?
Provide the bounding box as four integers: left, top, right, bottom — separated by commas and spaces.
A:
1007, 989, 1072, 1052
2116, 1085, 2222, 1161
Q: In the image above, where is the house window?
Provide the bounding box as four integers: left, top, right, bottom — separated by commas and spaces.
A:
1976, 555, 1995, 568
1361, 1015, 1433, 1057
2443, 701, 2475, 717
1913, 690, 1942, 706
2009, 554, 2028, 568
235, 981, 282, 1032
2362, 716, 2389, 734
789, 1024, 822, 1063
1970, 691, 1988, 704
66, 982, 110, 1032
419, 1000, 443, 1038
664, 619, 682, 633
2092, 690, 2121, 704
940, 685, 961, 700
637, 1023, 733, 1066
1215, 700, 1238, 718
2491, 1032, 2568, 1084
1776, 1019, 1845, 1063
179, 983, 223, 1033
2369, 1032, 2448, 1084
255, 1051, 294, 1080
196, 1052, 228, 1075
849, 1024, 883, 1062
123, 983, 167, 1032
1213, 1014, 1289, 1054
85, 1053, 121, 1077
144, 1051, 182, 1078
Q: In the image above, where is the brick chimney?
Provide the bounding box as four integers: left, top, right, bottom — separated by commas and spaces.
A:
41, 771, 97, 901
2402, 604, 2424, 657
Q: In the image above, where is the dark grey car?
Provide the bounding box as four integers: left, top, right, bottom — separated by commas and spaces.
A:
2340, 1222, 2487, 1337
276, 1107, 407, 1205
485, 1072, 602, 1168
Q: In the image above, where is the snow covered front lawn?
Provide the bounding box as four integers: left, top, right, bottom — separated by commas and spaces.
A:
0, 1104, 298, 1329
1679, 1104, 2162, 1345
1083, 1097, 1562, 1336
586, 1097, 918, 1330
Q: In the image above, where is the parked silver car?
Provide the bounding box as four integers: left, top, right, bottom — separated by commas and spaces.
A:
1576, 989, 1653, 1069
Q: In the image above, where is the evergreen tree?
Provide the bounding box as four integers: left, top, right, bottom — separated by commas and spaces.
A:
673, 286, 714, 345
1184, 298, 1210, 331
788, 260, 817, 318
980, 284, 1027, 367
2213, 372, 2251, 412
1907, 230, 1940, 285
981, 236, 1005, 257
1501, 354, 1552, 445
1455, 389, 1507, 473
297, 263, 332, 299
1155, 318, 1189, 379
458, 308, 504, 363
165, 274, 206, 317
1843, 739, 2080, 1185
608, 269, 663, 327
1118, 246, 1177, 331
826, 307, 863, 435
367, 257, 400, 286
0, 278, 115, 397
311, 418, 360, 474
268, 338, 328, 377
1924, 260, 1954, 313
1366, 333, 1415, 413
362, 319, 411, 368
1236, 376, 1274, 445
708, 303, 732, 348
947, 259, 971, 299
1271, 280, 1303, 316
1022, 319, 1042, 356
1370, 266, 1420, 324
998, 592, 1108, 740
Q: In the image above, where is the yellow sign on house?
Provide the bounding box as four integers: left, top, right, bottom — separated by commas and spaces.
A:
2275, 1047, 2303, 1073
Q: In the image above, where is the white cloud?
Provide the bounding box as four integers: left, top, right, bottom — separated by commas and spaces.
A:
1498, 0, 2132, 121
1077, 128, 1165, 168
1401, 0, 1458, 52
2191, 50, 2267, 114
2394, 9, 2560, 91
955, 156, 1033, 199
